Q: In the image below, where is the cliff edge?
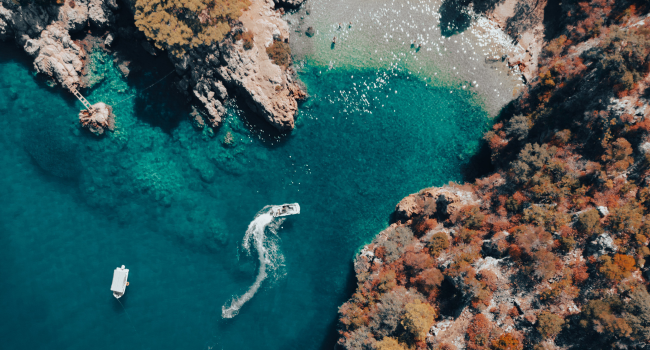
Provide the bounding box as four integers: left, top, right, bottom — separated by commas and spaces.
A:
0, 0, 306, 131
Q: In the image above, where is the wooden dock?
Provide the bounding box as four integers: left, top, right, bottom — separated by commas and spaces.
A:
69, 86, 94, 113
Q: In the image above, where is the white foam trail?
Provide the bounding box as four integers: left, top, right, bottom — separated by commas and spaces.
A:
222, 206, 286, 318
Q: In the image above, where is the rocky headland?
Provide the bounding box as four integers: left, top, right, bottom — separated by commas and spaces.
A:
336, 1, 650, 350
0, 0, 306, 132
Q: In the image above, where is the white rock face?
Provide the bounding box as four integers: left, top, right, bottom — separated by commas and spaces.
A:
26, 22, 85, 89
608, 96, 648, 122
88, 0, 114, 29
167, 0, 306, 130
591, 233, 618, 256
215, 0, 305, 130
79, 102, 115, 135
597, 206, 609, 217
1, 0, 114, 90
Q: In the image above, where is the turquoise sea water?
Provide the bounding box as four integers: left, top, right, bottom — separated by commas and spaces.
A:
0, 39, 490, 350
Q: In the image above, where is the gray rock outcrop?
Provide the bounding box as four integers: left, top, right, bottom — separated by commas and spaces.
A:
0, 0, 114, 89
169, 0, 306, 130
25, 22, 85, 89
79, 102, 115, 135
590, 233, 618, 257
2, 0, 306, 131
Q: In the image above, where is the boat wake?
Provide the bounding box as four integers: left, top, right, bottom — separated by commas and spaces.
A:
222, 205, 297, 318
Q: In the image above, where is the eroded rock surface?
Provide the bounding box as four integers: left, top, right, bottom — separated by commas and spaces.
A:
25, 22, 85, 89
2, 0, 306, 131
79, 102, 115, 135
486, 0, 547, 82
394, 185, 480, 222
0, 0, 114, 90
169, 0, 306, 130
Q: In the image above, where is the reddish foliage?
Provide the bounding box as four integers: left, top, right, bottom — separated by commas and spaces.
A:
467, 314, 494, 350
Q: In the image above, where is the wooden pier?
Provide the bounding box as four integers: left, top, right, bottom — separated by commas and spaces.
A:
69, 86, 95, 113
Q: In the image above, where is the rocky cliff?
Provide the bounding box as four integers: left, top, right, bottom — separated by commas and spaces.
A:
0, 0, 305, 131
170, 0, 306, 131
336, 2, 650, 350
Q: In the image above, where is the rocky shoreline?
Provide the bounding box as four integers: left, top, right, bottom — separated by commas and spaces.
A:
0, 0, 306, 132
335, 1, 650, 349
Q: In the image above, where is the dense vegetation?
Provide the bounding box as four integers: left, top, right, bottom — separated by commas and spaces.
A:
133, 0, 250, 56
336, 1, 650, 349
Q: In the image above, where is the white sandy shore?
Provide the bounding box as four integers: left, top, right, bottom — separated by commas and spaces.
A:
285, 0, 528, 116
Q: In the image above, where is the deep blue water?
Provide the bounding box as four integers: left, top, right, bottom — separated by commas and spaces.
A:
0, 41, 489, 350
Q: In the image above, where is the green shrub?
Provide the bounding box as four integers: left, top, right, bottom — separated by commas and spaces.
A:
427, 232, 449, 257
576, 209, 602, 236
266, 39, 292, 68
401, 300, 436, 342
536, 311, 564, 339
234, 31, 254, 50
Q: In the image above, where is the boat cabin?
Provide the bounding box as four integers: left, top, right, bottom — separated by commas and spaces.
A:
271, 203, 300, 217
111, 265, 129, 299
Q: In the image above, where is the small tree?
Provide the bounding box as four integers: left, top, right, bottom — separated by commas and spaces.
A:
505, 115, 531, 141
576, 209, 602, 236
625, 288, 650, 340
536, 311, 564, 339
490, 333, 521, 350
266, 40, 292, 68
401, 300, 436, 342
599, 254, 636, 282
376, 337, 405, 350
467, 314, 494, 350
428, 232, 450, 257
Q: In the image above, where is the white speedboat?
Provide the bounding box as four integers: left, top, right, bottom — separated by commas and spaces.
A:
271, 203, 300, 217
111, 265, 129, 299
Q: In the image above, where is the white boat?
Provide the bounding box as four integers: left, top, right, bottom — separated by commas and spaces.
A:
271, 203, 300, 217
111, 265, 129, 299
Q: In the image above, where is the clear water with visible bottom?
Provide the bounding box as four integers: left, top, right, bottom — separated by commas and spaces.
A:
0, 11, 498, 348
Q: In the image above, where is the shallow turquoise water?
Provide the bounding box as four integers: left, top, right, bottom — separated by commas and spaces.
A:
0, 41, 489, 350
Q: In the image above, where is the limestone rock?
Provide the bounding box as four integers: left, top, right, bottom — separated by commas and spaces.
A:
193, 89, 226, 128
88, 0, 114, 29
215, 0, 305, 131
104, 33, 114, 47
590, 233, 618, 257
56, 1, 89, 32
597, 206, 609, 217
79, 102, 115, 136
27, 22, 85, 89
0, 2, 50, 43
395, 185, 480, 221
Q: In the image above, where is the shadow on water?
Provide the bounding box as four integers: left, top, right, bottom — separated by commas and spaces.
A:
438, 0, 473, 37
319, 261, 358, 350
439, 0, 506, 37
131, 71, 189, 133
461, 139, 494, 183
111, 40, 188, 133
0, 42, 80, 110
234, 94, 292, 147
542, 0, 564, 40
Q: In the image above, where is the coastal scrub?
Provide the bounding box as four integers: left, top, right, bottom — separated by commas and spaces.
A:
134, 0, 251, 56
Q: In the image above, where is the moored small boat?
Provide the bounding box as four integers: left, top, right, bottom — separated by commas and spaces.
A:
111, 265, 129, 299
271, 203, 300, 217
